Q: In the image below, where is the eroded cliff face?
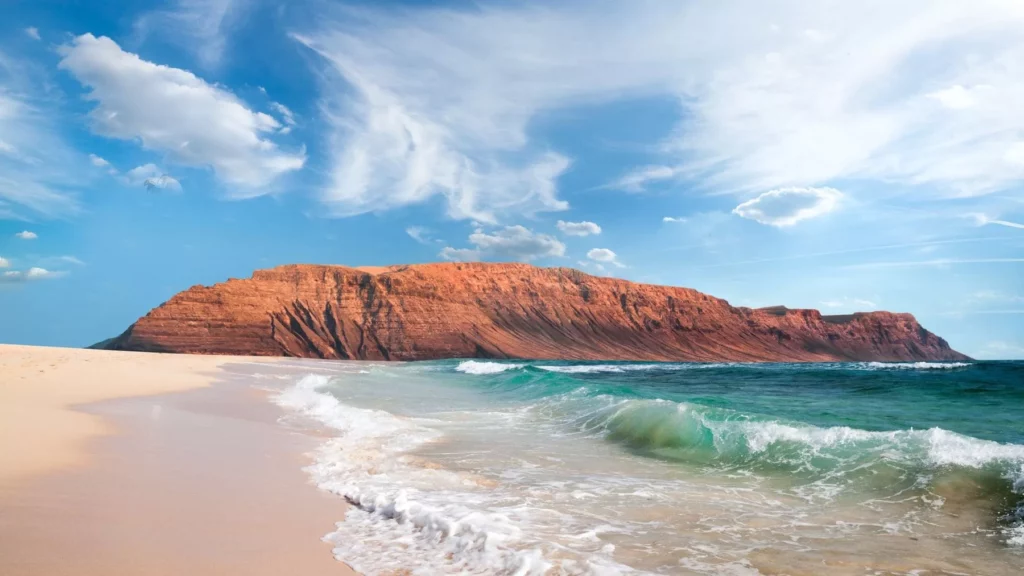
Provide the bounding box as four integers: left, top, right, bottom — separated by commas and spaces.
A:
100, 263, 968, 362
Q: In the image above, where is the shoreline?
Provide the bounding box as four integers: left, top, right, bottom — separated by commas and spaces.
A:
0, 345, 356, 576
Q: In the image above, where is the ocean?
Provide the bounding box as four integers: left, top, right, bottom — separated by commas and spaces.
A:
268, 359, 1024, 575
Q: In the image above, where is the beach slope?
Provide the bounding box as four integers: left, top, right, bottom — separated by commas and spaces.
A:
0, 345, 354, 575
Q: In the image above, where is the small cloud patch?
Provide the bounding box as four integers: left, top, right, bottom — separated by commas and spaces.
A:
733, 186, 842, 227
1, 267, 67, 282
556, 220, 601, 236
587, 248, 625, 268
440, 226, 565, 262
15, 230, 38, 240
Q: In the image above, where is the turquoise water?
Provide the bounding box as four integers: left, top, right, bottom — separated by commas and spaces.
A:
271, 359, 1024, 575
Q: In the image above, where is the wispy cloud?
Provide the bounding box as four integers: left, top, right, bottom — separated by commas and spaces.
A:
133, 0, 248, 69
24, 27, 40, 41
694, 236, 1007, 268
821, 297, 878, 311
405, 226, 438, 245
0, 77, 82, 219
294, 0, 1024, 219
969, 213, 1024, 230
606, 165, 675, 193
844, 258, 1024, 270
59, 34, 305, 194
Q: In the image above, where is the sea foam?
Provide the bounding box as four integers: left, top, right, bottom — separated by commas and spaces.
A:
860, 361, 972, 370
275, 374, 632, 574
455, 360, 526, 374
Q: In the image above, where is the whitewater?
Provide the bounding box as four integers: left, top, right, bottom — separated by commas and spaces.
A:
268, 359, 1024, 575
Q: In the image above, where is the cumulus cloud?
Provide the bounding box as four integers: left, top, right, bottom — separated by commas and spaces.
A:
59, 34, 305, 193
587, 247, 625, 268
25, 27, 40, 41
1, 267, 66, 282
15, 230, 37, 239
124, 164, 182, 192
663, 216, 687, 223
89, 154, 110, 168
607, 165, 675, 193
733, 187, 842, 227
556, 220, 601, 236
295, 0, 1024, 212
0, 256, 9, 268
440, 226, 566, 262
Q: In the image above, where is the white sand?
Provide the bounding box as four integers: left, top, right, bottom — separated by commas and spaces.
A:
0, 345, 357, 575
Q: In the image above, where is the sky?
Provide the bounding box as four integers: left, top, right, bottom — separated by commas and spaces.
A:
0, 0, 1022, 358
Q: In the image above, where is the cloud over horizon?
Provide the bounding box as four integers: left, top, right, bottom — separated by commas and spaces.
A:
441, 226, 566, 262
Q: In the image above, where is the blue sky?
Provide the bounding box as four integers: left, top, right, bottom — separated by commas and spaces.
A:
1, 0, 1022, 358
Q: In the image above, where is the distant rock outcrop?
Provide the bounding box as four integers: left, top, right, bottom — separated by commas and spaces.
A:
98, 263, 969, 362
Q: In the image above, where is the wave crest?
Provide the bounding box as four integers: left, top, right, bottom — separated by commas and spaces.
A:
455, 360, 526, 375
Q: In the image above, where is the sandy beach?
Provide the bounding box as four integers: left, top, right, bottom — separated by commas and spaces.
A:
0, 345, 356, 575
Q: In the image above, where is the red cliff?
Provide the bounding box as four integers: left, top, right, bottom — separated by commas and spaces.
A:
99, 263, 968, 362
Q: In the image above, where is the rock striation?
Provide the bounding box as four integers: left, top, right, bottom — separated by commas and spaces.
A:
99, 263, 969, 362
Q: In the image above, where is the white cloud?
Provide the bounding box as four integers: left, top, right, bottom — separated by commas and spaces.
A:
587, 247, 625, 268
663, 216, 687, 223
405, 226, 436, 244
59, 34, 305, 193
124, 164, 182, 192
89, 154, 110, 168
844, 258, 1024, 269
733, 186, 842, 227
440, 225, 565, 262
969, 213, 1024, 230
0, 86, 82, 219
0, 267, 66, 282
439, 247, 481, 262
270, 102, 296, 131
557, 220, 601, 236
0, 256, 8, 268
133, 0, 247, 69
144, 174, 182, 192
297, 26, 572, 222
820, 297, 878, 310
927, 84, 992, 110
295, 1, 1024, 210
969, 290, 1024, 303
25, 27, 40, 41
607, 165, 675, 193
15, 230, 37, 240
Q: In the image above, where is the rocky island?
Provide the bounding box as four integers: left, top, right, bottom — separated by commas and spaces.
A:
97, 263, 968, 362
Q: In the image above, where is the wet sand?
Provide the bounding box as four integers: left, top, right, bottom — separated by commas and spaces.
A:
0, 345, 356, 575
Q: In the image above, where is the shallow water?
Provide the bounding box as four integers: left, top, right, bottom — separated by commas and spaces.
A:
269, 359, 1024, 575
